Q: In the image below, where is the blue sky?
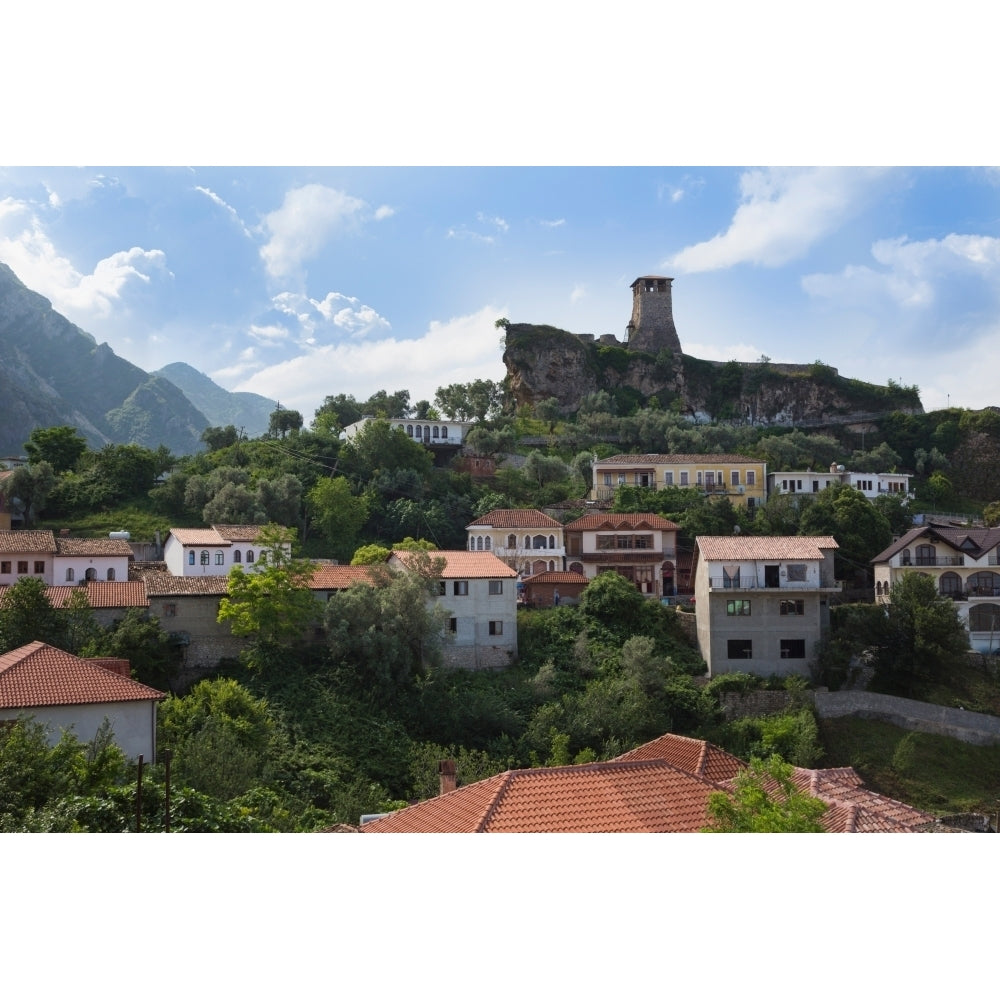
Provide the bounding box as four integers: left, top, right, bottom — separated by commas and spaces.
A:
3, 166, 999, 419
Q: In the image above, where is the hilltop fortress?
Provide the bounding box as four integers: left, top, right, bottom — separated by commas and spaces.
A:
502, 276, 918, 427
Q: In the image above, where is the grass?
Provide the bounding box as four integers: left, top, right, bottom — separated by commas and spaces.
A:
818, 717, 1000, 815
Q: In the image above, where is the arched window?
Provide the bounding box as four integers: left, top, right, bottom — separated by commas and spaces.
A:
85, 568, 97, 581
406, 425, 413, 437
476, 537, 483, 550
916, 544, 936, 566
968, 571, 1000, 597
484, 537, 491, 550
548, 560, 555, 572
188, 551, 195, 566
524, 535, 531, 549
469, 537, 475, 551
66, 568, 75, 582
233, 550, 242, 563
533, 535, 547, 549
246, 550, 255, 563
939, 572, 963, 598
969, 603, 1000, 632
549, 535, 556, 549
215, 551, 225, 565
200, 550, 209, 565
107, 568, 115, 581
432, 426, 440, 439
507, 534, 516, 549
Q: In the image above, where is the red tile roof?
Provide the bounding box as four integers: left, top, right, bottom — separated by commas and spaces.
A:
391, 550, 518, 579
466, 509, 563, 529
563, 512, 680, 531
595, 453, 762, 466
695, 535, 838, 561
0, 582, 149, 610
521, 571, 589, 585
0, 641, 165, 709
0, 529, 58, 554
212, 524, 267, 542
167, 528, 232, 546
132, 569, 230, 595
613, 733, 745, 783
54, 537, 134, 557
309, 564, 381, 590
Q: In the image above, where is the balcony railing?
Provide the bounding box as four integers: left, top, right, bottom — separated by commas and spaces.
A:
901, 556, 965, 567
708, 577, 840, 592
583, 550, 675, 564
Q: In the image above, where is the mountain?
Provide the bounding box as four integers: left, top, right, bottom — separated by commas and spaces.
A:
155, 363, 276, 438
0, 262, 208, 456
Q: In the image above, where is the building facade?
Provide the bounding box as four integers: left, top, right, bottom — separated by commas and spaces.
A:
465, 508, 565, 576
768, 463, 912, 501
693, 535, 840, 677
162, 524, 277, 577
563, 512, 679, 598
591, 454, 767, 511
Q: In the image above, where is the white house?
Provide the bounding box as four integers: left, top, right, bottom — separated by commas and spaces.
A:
0, 641, 165, 760
389, 550, 518, 669
163, 524, 279, 577
0, 530, 132, 586
767, 463, 912, 502
465, 508, 566, 575
340, 416, 472, 448
693, 535, 840, 678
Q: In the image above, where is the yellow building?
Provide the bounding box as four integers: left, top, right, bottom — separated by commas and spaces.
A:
591, 453, 767, 512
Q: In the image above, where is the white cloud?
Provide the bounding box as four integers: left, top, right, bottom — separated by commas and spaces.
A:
259, 184, 367, 279
233, 304, 507, 417
668, 167, 886, 273
477, 212, 508, 233
248, 323, 291, 346
0, 196, 170, 321
374, 204, 395, 220
194, 185, 252, 238
446, 226, 494, 244
540, 218, 565, 228
570, 283, 586, 303
269, 290, 391, 344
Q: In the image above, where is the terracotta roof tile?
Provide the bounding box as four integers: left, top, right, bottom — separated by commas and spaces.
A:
596, 453, 762, 465
167, 528, 230, 546
521, 571, 589, 585
0, 641, 165, 709
132, 569, 231, 595
466, 509, 563, 529
872, 524, 1000, 563
613, 733, 745, 783
695, 535, 838, 561
0, 582, 149, 610
0, 529, 58, 554
392, 550, 517, 579
563, 512, 680, 531
54, 537, 134, 557
212, 524, 267, 542
309, 564, 381, 590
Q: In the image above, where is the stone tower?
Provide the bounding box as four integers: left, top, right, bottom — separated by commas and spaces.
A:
626, 276, 681, 355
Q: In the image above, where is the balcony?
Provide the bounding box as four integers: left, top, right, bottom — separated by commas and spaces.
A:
708, 577, 841, 592
901, 556, 964, 567
583, 550, 675, 564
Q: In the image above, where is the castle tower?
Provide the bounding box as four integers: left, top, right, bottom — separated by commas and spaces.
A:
626, 276, 681, 355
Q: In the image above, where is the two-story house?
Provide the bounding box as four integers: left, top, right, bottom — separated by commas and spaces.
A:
562, 512, 679, 598
390, 550, 517, 669
465, 508, 565, 576
693, 535, 840, 677
768, 463, 912, 501
591, 454, 767, 512
162, 524, 279, 577
872, 524, 1000, 653
0, 530, 132, 586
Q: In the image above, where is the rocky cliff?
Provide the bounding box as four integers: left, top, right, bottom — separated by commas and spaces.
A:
502, 322, 923, 426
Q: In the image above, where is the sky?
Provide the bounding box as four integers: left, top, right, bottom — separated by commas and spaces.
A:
3, 165, 1000, 421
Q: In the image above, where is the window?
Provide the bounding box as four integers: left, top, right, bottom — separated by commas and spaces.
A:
603, 473, 612, 486
617, 474, 626, 485
215, 551, 224, 565
916, 544, 936, 566
438, 581, 446, 596
163, 603, 177, 618
549, 535, 555, 549
65, 568, 75, 582
969, 604, 1000, 631
246, 550, 255, 563
705, 471, 715, 487
731, 470, 740, 485
726, 600, 751, 616
680, 471, 689, 486
476, 537, 483, 550
200, 550, 209, 565
448, 617, 457, 632
17, 561, 28, 574
780, 639, 806, 659
485, 537, 491, 550
747, 470, 756, 486
0, 561, 9, 574
489, 580, 503, 595
727, 639, 752, 659
34, 561, 45, 574
507, 534, 516, 549
188, 551, 195, 566
780, 600, 805, 616
489, 620, 503, 635
664, 471, 674, 485
786, 564, 807, 582
723, 567, 740, 588
453, 581, 469, 596
106, 568, 115, 581
233, 550, 242, 563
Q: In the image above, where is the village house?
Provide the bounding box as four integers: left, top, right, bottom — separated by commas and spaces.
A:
872, 524, 1000, 654
519, 569, 589, 608
692, 535, 840, 677
0, 641, 165, 761
767, 462, 912, 501
162, 524, 279, 577
591, 453, 767, 513
0, 529, 133, 587
389, 549, 517, 670
465, 508, 565, 576
563, 512, 680, 598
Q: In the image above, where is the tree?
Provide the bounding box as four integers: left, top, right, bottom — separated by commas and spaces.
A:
363, 388, 411, 418
201, 425, 239, 452
433, 379, 503, 422
0, 461, 55, 526
24, 425, 87, 473
217, 525, 318, 667
703, 754, 828, 832
871, 573, 970, 696
80, 608, 182, 691
578, 570, 646, 630
0, 576, 68, 653
268, 408, 304, 439
307, 477, 369, 562
339, 417, 433, 484
351, 544, 392, 565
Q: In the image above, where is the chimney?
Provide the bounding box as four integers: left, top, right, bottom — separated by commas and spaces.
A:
88, 658, 132, 678
438, 759, 457, 796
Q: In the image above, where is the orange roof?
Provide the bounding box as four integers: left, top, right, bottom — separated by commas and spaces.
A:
595, 453, 761, 466
212, 524, 267, 542
361, 760, 725, 833
0, 582, 149, 609
54, 537, 134, 557
614, 732, 745, 783
391, 550, 517, 579
695, 535, 838, 561
167, 528, 231, 546
0, 641, 165, 709
0, 529, 58, 554
563, 512, 680, 531
466, 509, 563, 530
521, 571, 589, 585
132, 569, 231, 596
309, 564, 381, 590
